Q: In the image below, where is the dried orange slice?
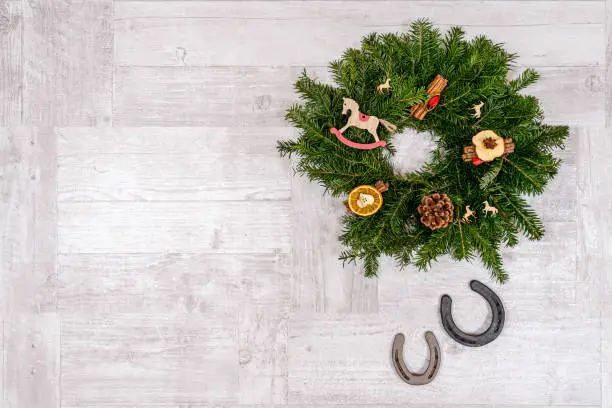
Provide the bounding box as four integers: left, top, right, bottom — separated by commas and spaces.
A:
348, 185, 383, 216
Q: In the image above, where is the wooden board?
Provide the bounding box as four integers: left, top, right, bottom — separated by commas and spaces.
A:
61, 314, 238, 406
576, 127, 611, 316
57, 127, 291, 202
0, 1, 22, 125
58, 201, 291, 254
0, 128, 59, 408
604, 310, 612, 408
59, 253, 289, 406
22, 0, 113, 126
607, 0, 612, 127
114, 1, 603, 67
115, 1, 602, 19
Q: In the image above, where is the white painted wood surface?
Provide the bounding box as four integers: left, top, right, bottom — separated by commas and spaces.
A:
1, 129, 59, 408
1, 1, 611, 407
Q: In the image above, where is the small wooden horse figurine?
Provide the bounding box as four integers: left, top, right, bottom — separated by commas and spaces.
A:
462, 205, 476, 223
483, 201, 498, 215
376, 78, 391, 94
330, 98, 397, 150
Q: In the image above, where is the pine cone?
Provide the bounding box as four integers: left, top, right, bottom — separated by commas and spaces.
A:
417, 193, 454, 230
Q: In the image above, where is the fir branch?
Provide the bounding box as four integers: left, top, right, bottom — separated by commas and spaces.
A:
455, 222, 469, 260
508, 69, 540, 93
414, 228, 452, 270
480, 158, 504, 189
469, 230, 508, 282
363, 250, 381, 277
491, 184, 544, 240
503, 156, 543, 192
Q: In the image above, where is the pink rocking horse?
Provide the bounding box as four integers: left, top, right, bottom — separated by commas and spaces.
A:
331, 97, 397, 150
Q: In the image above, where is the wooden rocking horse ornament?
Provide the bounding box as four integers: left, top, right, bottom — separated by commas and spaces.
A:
330, 98, 397, 150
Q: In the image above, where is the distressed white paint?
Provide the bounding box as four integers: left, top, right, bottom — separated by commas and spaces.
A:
1, 1, 611, 407
114, 66, 604, 127
57, 127, 291, 201
114, 1, 604, 67
0, 1, 22, 125
1, 129, 59, 408
22, 0, 114, 126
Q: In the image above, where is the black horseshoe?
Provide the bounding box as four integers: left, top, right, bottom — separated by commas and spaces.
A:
391, 331, 441, 385
440, 280, 505, 347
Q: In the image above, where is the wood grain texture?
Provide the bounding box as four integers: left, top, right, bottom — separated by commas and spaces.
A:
61, 314, 238, 406
115, 66, 601, 127
58, 253, 285, 315
603, 4, 612, 402
0, 1, 22, 125
577, 127, 612, 403
113, 66, 330, 127
237, 253, 289, 404
607, 0, 612, 127
115, 1, 603, 67
604, 311, 611, 408
0, 128, 59, 408
57, 127, 290, 201
59, 253, 289, 406
22, 0, 113, 126
576, 128, 611, 318
115, 1, 602, 20
58, 201, 291, 254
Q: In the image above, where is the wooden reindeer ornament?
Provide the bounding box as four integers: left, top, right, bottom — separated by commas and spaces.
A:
472, 101, 484, 118
330, 98, 397, 150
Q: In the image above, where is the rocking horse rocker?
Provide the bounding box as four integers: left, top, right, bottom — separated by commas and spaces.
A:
330, 98, 397, 150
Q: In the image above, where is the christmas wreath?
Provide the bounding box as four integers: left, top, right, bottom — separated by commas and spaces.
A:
277, 20, 568, 282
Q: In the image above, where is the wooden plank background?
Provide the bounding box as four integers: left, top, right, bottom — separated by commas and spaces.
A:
1, 0, 610, 407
